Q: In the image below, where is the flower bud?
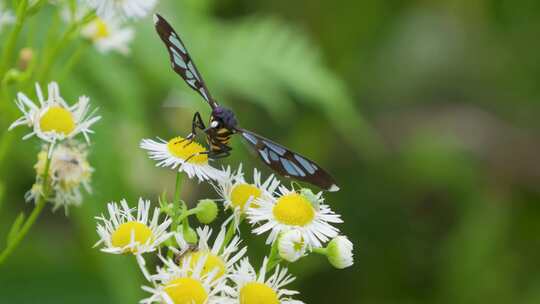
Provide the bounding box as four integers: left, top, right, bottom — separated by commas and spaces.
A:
183, 226, 198, 244
278, 230, 306, 262
326, 236, 354, 269
18, 48, 33, 71
195, 199, 218, 224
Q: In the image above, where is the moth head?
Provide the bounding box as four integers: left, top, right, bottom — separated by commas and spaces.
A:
212, 106, 238, 129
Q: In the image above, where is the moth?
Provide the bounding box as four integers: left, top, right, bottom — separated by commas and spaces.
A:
154, 14, 339, 192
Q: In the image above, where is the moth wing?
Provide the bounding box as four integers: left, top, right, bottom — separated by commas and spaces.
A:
237, 128, 339, 192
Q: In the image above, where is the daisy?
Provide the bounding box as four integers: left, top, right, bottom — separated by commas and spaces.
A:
222, 257, 304, 304
214, 165, 280, 215
8, 82, 101, 147
81, 17, 134, 55
85, 0, 157, 20
324, 235, 354, 269
0, 3, 15, 33
141, 254, 229, 304
94, 198, 172, 254
247, 186, 342, 248
25, 142, 93, 212
140, 137, 225, 182
173, 225, 246, 281
277, 230, 307, 263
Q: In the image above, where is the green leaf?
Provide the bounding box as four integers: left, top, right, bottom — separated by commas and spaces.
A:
6, 212, 26, 246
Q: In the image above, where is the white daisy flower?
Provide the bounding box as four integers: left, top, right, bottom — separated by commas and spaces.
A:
94, 198, 172, 254
141, 254, 229, 304
86, 0, 157, 20
173, 225, 246, 281
8, 82, 101, 146
325, 235, 354, 269
0, 3, 15, 33
25, 142, 93, 212
278, 230, 307, 263
140, 137, 225, 182
81, 17, 134, 55
247, 186, 342, 248
213, 165, 280, 215
222, 257, 304, 304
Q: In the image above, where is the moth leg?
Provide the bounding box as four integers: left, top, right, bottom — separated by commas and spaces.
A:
183, 144, 232, 163
208, 147, 232, 160
178, 112, 206, 147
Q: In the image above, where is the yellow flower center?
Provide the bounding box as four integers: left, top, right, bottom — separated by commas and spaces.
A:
167, 137, 208, 165
240, 282, 279, 304
164, 277, 208, 304
39, 106, 76, 135
111, 221, 153, 252
273, 193, 315, 226
230, 183, 261, 210
183, 251, 226, 280
93, 18, 110, 40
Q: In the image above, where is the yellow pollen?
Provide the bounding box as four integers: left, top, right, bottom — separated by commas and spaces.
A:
240, 282, 279, 304
182, 251, 227, 280
111, 221, 153, 252
39, 106, 76, 135
164, 277, 208, 304
93, 18, 110, 40
167, 137, 208, 165
273, 193, 315, 226
230, 183, 261, 210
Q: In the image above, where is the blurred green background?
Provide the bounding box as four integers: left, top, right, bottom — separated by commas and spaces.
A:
2, 0, 540, 303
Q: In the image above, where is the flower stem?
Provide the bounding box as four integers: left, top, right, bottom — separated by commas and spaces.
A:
174, 172, 182, 205
220, 217, 240, 254
59, 41, 90, 82
266, 240, 281, 273
312, 247, 328, 255
0, 144, 54, 266
0, 0, 29, 83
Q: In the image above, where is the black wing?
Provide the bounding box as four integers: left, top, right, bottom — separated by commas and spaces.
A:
237, 128, 339, 192
154, 14, 218, 109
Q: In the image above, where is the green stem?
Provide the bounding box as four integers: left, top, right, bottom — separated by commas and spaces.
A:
0, 132, 15, 173
174, 172, 182, 204
312, 247, 328, 255
58, 41, 90, 82
37, 23, 78, 82
266, 240, 281, 273
176, 207, 201, 222
0, 144, 54, 266
0, 0, 29, 83
172, 172, 190, 233
220, 217, 241, 254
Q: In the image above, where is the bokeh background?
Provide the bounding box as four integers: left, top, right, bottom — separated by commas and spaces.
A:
1, 0, 540, 303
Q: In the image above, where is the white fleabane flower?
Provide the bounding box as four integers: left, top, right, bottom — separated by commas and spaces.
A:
0, 3, 15, 33
173, 226, 246, 281
222, 257, 304, 304
141, 254, 229, 304
81, 17, 134, 55
94, 198, 172, 254
140, 137, 225, 182
9, 82, 101, 146
278, 230, 307, 263
86, 0, 157, 20
247, 186, 342, 248
214, 165, 280, 215
25, 142, 93, 212
326, 235, 354, 269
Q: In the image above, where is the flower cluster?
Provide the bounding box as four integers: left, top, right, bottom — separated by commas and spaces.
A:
60, 0, 159, 55
94, 134, 354, 303
9, 82, 100, 213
